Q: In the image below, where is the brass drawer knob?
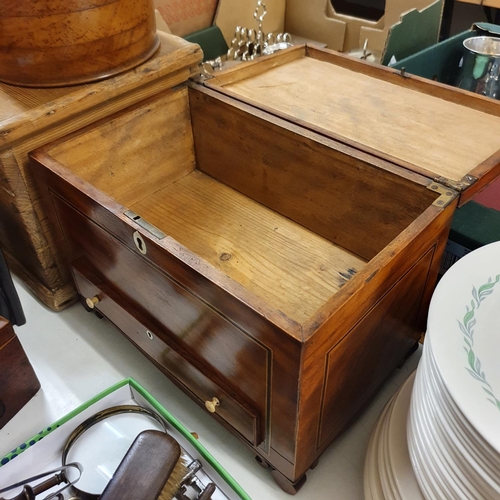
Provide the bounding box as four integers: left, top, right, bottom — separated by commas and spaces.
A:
205, 397, 220, 413
85, 296, 99, 309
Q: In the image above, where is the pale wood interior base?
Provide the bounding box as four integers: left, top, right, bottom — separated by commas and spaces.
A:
132, 170, 367, 323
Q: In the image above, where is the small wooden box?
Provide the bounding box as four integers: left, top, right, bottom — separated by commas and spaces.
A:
0, 317, 40, 429
0, 33, 202, 311
28, 43, 500, 491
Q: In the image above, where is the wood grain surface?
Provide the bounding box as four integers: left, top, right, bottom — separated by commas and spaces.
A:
0, 33, 201, 144
219, 56, 500, 183
0, 33, 202, 310
0, 0, 159, 87
189, 85, 437, 262
132, 170, 366, 324
47, 88, 196, 207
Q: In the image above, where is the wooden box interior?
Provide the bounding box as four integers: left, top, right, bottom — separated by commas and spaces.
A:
42, 85, 440, 326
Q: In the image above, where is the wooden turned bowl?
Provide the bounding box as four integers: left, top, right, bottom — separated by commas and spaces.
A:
0, 0, 160, 87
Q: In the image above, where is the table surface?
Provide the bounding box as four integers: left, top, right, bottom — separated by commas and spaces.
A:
0, 276, 421, 499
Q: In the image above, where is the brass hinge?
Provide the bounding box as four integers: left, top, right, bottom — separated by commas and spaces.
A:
433, 175, 477, 192
427, 183, 459, 208
124, 210, 166, 239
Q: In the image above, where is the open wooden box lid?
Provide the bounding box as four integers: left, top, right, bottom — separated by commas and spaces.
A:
203, 44, 500, 206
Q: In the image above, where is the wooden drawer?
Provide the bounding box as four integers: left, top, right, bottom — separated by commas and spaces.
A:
71, 258, 265, 447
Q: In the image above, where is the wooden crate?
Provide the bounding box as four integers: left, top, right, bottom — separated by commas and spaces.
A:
28, 45, 500, 492
0, 33, 202, 310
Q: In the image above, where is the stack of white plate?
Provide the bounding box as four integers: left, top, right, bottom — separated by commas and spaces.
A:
408, 241, 500, 500
364, 371, 425, 500
365, 241, 500, 500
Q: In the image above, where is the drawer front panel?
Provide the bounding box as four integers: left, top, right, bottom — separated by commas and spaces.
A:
72, 259, 264, 446
47, 189, 270, 447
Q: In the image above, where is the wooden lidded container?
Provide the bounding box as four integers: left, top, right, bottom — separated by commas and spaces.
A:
29, 44, 500, 492
0, 0, 160, 87
0, 33, 202, 310
0, 317, 40, 430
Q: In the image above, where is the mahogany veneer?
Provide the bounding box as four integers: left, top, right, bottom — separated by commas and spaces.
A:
0, 317, 40, 429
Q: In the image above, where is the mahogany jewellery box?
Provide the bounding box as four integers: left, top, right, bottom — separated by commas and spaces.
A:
28, 38, 500, 492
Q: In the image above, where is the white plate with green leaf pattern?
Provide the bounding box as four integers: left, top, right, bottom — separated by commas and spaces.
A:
426, 241, 500, 455
415, 346, 495, 498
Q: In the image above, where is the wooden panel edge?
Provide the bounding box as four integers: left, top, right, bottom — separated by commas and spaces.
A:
0, 40, 202, 147
205, 44, 306, 87
3, 249, 76, 311
302, 200, 455, 342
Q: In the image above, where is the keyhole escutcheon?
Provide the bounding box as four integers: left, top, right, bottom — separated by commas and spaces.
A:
133, 231, 147, 255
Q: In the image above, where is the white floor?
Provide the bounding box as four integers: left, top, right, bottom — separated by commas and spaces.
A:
0, 276, 421, 499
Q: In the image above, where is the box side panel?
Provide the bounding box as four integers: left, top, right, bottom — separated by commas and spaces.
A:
318, 246, 434, 444
0, 149, 76, 310
44, 88, 196, 208
293, 199, 455, 477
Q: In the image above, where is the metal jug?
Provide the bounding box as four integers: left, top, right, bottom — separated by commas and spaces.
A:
457, 36, 500, 100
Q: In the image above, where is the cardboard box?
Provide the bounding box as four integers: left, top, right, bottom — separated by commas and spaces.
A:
155, 0, 218, 37
0, 378, 249, 499
212, 0, 443, 64
215, 0, 286, 47
185, 0, 444, 65
285, 0, 443, 63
